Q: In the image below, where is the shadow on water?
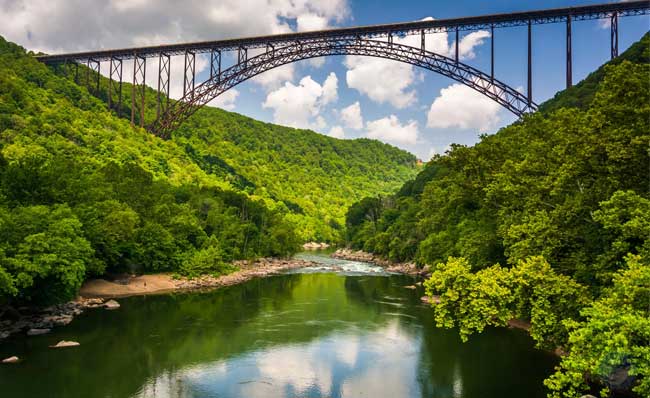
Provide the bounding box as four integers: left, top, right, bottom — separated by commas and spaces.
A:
0, 257, 557, 398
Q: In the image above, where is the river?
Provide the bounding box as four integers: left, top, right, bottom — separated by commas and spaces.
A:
0, 251, 557, 397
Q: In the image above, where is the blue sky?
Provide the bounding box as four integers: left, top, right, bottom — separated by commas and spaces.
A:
1, 0, 648, 159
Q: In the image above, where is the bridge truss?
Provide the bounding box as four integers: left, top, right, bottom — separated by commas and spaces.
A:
36, 1, 650, 139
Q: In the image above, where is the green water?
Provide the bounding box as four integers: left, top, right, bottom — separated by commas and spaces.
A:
0, 253, 557, 397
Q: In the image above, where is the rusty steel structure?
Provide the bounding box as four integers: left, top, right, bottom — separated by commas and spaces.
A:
36, 1, 650, 139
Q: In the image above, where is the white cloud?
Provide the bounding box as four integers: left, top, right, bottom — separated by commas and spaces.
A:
329, 126, 345, 139
340, 101, 363, 129
0, 0, 350, 55
344, 17, 489, 109
345, 56, 417, 109
208, 88, 239, 110
250, 64, 296, 91
262, 73, 338, 130
321, 72, 338, 104
426, 82, 501, 132
366, 115, 419, 145
458, 30, 491, 60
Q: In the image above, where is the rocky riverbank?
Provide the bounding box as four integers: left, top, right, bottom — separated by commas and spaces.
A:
0, 258, 316, 342
331, 248, 431, 276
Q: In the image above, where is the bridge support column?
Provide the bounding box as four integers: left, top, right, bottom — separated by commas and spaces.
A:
420, 30, 425, 54
238, 47, 248, 69
566, 15, 572, 88
490, 25, 494, 82
108, 57, 123, 115
611, 12, 619, 59
75, 62, 79, 84
157, 53, 170, 119
455, 27, 459, 63
86, 59, 100, 94
210, 49, 221, 81
183, 50, 195, 99
527, 20, 532, 106
131, 55, 146, 127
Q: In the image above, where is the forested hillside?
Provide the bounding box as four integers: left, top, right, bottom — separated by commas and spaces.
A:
346, 33, 650, 397
0, 35, 416, 305
45, 54, 417, 243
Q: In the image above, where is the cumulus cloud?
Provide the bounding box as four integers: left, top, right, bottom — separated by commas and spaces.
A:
345, 56, 417, 109
366, 115, 419, 145
262, 72, 338, 130
0, 0, 350, 91
426, 82, 501, 132
340, 101, 363, 129
344, 17, 490, 109
208, 88, 239, 110
329, 126, 345, 139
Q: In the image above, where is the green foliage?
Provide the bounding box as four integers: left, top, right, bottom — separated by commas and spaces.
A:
347, 59, 650, 285
545, 255, 650, 398
362, 36, 650, 397
178, 236, 237, 278
424, 257, 513, 341
424, 256, 589, 350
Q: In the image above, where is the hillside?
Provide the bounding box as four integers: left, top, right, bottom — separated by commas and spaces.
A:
344, 34, 650, 397
43, 51, 418, 242
0, 35, 416, 305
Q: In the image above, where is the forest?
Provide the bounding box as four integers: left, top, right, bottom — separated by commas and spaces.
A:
0, 35, 416, 305
345, 33, 650, 397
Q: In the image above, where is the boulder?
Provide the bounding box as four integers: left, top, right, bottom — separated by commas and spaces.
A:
404, 285, 417, 290
50, 340, 80, 348
27, 328, 51, 336
104, 300, 120, 310
2, 356, 19, 364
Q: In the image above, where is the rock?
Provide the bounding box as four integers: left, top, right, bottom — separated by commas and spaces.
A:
580, 396, 597, 398
104, 300, 120, 310
404, 285, 417, 290
2, 356, 19, 364
50, 340, 80, 348
421, 295, 440, 305
27, 328, 51, 336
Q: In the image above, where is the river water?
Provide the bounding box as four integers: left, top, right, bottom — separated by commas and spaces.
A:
0, 251, 557, 398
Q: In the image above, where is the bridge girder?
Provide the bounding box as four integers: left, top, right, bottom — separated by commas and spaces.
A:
149, 39, 536, 139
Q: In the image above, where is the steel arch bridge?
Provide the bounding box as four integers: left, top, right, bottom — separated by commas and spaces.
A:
36, 1, 650, 139
152, 39, 532, 139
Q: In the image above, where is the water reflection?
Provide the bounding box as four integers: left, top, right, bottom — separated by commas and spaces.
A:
0, 258, 556, 398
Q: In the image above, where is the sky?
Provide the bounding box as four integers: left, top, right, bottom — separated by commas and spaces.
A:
0, 0, 648, 160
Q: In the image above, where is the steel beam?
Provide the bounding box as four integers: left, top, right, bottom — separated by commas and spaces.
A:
455, 27, 459, 63
611, 11, 619, 59
528, 21, 533, 103
36, 1, 650, 63
108, 57, 123, 115
131, 55, 146, 127
420, 30, 425, 54
238, 46, 248, 68
183, 50, 195, 99
157, 53, 170, 119
566, 15, 572, 88
149, 38, 536, 139
86, 59, 100, 93
490, 25, 494, 82
210, 49, 221, 81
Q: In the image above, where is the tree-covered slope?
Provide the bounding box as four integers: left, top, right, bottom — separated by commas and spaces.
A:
0, 34, 416, 305
345, 34, 650, 397
40, 49, 418, 243
0, 36, 304, 305
176, 109, 417, 242
538, 31, 649, 113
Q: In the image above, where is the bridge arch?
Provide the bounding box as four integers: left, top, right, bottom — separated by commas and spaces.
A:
151, 38, 537, 139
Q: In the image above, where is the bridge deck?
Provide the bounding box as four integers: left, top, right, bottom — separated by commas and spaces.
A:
36, 1, 650, 63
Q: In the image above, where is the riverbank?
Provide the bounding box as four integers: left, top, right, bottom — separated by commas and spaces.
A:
331, 248, 431, 276
0, 258, 316, 342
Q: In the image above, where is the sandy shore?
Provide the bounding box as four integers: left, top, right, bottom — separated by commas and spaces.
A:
80, 258, 316, 298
